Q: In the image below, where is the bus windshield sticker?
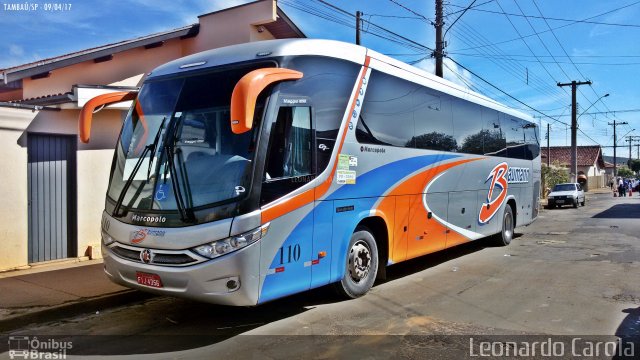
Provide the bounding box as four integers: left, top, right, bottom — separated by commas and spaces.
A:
336, 170, 356, 184
155, 183, 168, 201
349, 155, 358, 167
338, 154, 350, 170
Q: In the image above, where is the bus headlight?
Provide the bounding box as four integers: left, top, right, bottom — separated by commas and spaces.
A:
192, 223, 269, 259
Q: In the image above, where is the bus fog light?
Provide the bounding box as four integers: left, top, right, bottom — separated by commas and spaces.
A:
102, 230, 114, 246
192, 223, 270, 259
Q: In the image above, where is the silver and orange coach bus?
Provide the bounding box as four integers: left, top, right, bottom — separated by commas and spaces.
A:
80, 39, 540, 305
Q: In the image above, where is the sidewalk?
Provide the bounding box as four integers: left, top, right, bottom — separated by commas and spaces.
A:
0, 260, 151, 332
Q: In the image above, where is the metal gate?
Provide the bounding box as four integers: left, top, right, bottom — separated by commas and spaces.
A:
27, 134, 77, 263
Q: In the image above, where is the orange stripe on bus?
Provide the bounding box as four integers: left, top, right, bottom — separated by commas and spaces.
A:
261, 56, 372, 224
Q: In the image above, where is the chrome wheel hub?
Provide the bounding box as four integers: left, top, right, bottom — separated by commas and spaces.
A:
504, 211, 513, 241
348, 240, 371, 283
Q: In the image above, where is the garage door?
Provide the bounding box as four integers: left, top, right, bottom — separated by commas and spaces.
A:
27, 133, 77, 263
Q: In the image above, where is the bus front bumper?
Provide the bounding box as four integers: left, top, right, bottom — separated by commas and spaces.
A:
102, 242, 261, 306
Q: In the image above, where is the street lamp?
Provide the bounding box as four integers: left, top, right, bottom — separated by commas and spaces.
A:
578, 93, 609, 121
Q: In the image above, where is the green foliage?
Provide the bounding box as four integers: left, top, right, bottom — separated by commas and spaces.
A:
617, 166, 634, 177
459, 129, 506, 155
542, 162, 569, 197
409, 132, 458, 151
628, 159, 640, 173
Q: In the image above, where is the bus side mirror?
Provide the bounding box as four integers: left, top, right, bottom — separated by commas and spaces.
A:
230, 68, 303, 134
79, 91, 138, 143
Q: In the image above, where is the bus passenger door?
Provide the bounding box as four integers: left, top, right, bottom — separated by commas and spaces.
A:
406, 192, 448, 259
446, 191, 478, 247
258, 104, 315, 302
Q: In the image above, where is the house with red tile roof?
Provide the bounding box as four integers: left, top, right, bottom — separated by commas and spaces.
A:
541, 145, 607, 190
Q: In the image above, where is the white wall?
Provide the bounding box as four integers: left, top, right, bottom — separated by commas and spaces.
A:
0, 108, 36, 270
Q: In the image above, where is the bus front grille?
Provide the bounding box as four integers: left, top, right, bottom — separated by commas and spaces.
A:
109, 243, 203, 267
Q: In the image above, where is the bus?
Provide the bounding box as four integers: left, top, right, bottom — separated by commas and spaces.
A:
81, 39, 540, 305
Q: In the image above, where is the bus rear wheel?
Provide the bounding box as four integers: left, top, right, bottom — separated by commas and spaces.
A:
493, 205, 514, 246
334, 228, 378, 299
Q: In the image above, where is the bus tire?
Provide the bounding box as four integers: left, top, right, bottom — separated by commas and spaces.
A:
334, 227, 379, 299
493, 205, 514, 246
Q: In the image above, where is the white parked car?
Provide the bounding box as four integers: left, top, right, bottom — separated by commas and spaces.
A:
547, 183, 585, 208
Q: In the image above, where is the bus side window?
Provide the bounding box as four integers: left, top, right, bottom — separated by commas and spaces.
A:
261, 106, 313, 205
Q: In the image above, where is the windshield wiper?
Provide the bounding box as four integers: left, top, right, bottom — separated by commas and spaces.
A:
146, 118, 166, 179
162, 118, 195, 223
112, 118, 165, 218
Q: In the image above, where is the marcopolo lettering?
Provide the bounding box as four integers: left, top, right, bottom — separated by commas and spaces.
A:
506, 167, 530, 184
132, 214, 167, 223
360, 145, 386, 154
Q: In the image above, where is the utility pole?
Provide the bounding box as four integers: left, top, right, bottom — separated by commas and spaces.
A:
557, 80, 591, 182
546, 123, 550, 167
434, 0, 444, 78
608, 120, 628, 177
355, 11, 362, 45
626, 136, 640, 165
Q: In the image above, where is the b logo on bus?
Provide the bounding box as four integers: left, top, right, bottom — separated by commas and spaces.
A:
479, 162, 509, 225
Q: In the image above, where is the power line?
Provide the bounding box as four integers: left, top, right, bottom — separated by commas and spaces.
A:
448, 4, 640, 28
543, 109, 640, 117
494, 0, 569, 98
455, 1, 640, 52
448, 52, 640, 58
531, 0, 613, 124
446, 0, 495, 16
447, 23, 566, 103
445, 53, 640, 65
448, 57, 570, 127
387, 0, 431, 22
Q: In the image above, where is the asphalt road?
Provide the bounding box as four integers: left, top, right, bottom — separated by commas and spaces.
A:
3, 191, 640, 359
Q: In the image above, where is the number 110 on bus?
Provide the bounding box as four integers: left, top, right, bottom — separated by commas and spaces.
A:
279, 244, 301, 264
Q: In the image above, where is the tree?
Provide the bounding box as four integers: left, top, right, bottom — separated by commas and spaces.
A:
617, 166, 634, 177
629, 159, 640, 174
541, 161, 569, 197
460, 129, 506, 155
409, 132, 458, 151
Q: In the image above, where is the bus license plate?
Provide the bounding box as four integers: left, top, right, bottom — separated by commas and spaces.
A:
136, 272, 163, 288
556, 200, 564, 204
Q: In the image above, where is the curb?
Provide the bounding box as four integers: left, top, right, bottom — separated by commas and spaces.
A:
0, 290, 154, 333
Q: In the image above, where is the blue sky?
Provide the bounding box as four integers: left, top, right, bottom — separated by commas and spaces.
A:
2, 0, 639, 157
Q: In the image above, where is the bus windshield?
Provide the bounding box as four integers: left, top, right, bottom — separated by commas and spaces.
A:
107, 66, 267, 214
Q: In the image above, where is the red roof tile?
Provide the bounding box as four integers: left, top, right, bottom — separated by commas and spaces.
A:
541, 146, 605, 168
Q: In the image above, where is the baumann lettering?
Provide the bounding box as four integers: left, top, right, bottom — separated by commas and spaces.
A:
132, 214, 167, 223
506, 167, 530, 184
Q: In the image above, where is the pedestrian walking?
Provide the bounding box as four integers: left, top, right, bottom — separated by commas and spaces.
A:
618, 178, 624, 197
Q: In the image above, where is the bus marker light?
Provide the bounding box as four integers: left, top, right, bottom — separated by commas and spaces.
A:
318, 251, 327, 258
311, 259, 320, 265
275, 267, 285, 273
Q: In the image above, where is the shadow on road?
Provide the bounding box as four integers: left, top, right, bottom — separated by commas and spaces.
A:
7, 237, 500, 356
592, 203, 640, 219
614, 306, 640, 359
382, 237, 494, 283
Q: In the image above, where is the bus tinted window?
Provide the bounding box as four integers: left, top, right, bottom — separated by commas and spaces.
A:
413, 89, 457, 151
357, 70, 415, 147
355, 69, 538, 160
455, 100, 485, 155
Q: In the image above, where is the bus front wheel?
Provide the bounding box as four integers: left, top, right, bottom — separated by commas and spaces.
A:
334, 227, 379, 299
